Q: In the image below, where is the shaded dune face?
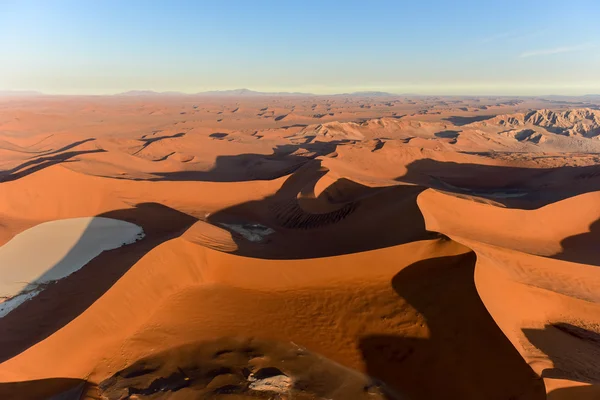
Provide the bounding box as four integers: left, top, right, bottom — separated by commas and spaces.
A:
1, 98, 600, 399
523, 323, 600, 385
418, 189, 600, 397
361, 252, 545, 400
0, 378, 86, 400
204, 161, 436, 259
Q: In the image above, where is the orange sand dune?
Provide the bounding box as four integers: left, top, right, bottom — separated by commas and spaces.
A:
1, 95, 599, 399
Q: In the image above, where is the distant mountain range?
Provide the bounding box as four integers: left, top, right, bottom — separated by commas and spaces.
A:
338, 91, 396, 97
115, 90, 187, 96
114, 89, 401, 97
2, 89, 599, 99
115, 89, 315, 97
200, 89, 314, 96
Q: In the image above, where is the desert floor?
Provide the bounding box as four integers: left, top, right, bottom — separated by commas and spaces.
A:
1, 94, 600, 399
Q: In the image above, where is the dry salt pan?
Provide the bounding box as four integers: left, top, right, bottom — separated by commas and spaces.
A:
219, 222, 275, 242
0, 217, 144, 317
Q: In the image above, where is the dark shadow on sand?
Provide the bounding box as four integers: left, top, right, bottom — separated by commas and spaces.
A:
359, 253, 546, 399
0, 203, 197, 363
281, 124, 308, 129
132, 132, 187, 155
98, 338, 396, 400
0, 378, 86, 400
443, 115, 496, 126
144, 141, 345, 182
203, 159, 436, 259
0, 148, 106, 183
523, 323, 600, 385
33, 138, 97, 158
555, 218, 600, 266
397, 158, 600, 209
434, 130, 461, 139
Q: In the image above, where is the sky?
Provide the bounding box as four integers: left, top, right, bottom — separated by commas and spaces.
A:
1, 0, 599, 95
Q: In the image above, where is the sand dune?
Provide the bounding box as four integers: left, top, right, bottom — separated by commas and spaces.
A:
0, 95, 599, 399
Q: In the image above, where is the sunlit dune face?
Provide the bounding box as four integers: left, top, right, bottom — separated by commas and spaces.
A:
0, 217, 144, 317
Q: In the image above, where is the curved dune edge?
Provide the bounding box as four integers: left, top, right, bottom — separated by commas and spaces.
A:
0, 239, 456, 379
417, 188, 600, 262
0, 164, 283, 231
0, 236, 545, 399
418, 188, 600, 396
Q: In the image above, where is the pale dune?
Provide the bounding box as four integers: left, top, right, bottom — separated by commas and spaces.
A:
0, 95, 599, 399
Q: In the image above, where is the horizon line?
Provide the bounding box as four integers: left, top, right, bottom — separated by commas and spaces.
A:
1, 89, 599, 98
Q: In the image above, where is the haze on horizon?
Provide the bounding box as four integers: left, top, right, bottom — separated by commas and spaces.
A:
1, 0, 599, 96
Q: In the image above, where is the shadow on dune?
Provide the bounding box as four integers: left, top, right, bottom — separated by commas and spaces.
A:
397, 159, 600, 209
0, 203, 197, 363
139, 141, 346, 182
33, 137, 97, 158
98, 337, 394, 400
281, 123, 308, 129
203, 160, 436, 259
434, 129, 461, 139
359, 252, 546, 399
0, 378, 86, 400
523, 323, 600, 385
0, 148, 106, 183
556, 219, 600, 266
443, 115, 496, 126
352, 114, 406, 123
132, 132, 186, 155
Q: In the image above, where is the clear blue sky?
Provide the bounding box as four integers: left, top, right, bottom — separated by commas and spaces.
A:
1, 0, 599, 95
